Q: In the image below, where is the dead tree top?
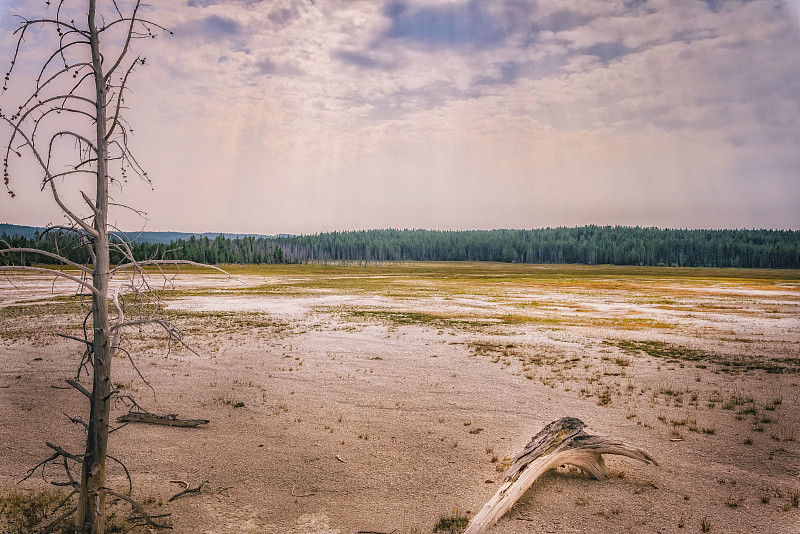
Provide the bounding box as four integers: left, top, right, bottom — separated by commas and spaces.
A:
504, 416, 657, 481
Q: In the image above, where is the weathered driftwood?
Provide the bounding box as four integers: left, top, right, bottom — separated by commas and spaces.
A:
463, 417, 657, 534
116, 412, 209, 428
168, 480, 209, 502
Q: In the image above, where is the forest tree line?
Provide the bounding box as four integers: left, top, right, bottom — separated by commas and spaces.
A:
3, 226, 799, 269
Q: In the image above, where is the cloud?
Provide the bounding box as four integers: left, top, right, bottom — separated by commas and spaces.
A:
254, 57, 276, 75
267, 4, 303, 27
332, 49, 398, 70
535, 9, 593, 32
2, 0, 798, 232
581, 41, 634, 63
252, 56, 302, 77
380, 0, 535, 50
173, 14, 242, 41
187, 0, 222, 7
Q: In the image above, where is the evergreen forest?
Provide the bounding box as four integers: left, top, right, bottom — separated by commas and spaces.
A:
2, 226, 799, 269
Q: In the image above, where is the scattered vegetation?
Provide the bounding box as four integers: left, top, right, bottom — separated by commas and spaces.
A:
605, 339, 800, 374
433, 510, 470, 533
3, 262, 799, 532
0, 487, 68, 533
342, 309, 494, 329
0, 487, 133, 533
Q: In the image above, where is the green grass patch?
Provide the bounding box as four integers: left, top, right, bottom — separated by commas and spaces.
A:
162, 309, 290, 331
341, 309, 497, 329
607, 340, 708, 361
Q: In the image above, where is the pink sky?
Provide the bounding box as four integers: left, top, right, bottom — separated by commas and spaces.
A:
2, 0, 799, 234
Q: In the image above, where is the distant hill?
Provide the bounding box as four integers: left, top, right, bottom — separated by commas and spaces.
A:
0, 223, 282, 244
0, 224, 41, 240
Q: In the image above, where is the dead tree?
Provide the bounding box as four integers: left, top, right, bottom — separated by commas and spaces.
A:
464, 417, 657, 533
0, 2, 215, 532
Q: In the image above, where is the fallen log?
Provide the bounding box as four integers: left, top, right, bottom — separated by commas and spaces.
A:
464, 417, 657, 534
116, 411, 209, 428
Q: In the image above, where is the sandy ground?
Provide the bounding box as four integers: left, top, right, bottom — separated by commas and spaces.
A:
1, 265, 800, 533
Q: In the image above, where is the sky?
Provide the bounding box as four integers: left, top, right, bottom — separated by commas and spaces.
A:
1, 0, 799, 234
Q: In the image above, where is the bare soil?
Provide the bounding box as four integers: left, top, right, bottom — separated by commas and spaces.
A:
1, 264, 799, 533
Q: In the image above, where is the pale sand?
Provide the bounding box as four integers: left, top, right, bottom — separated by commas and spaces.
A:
1, 266, 799, 533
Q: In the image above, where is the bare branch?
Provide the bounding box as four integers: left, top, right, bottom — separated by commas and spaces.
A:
14, 17, 86, 38
47, 130, 98, 160
82, 190, 99, 215
8, 93, 97, 131
112, 259, 231, 276
0, 265, 100, 296
103, 489, 172, 530
112, 345, 155, 397
47, 174, 100, 239
101, 15, 172, 40
107, 57, 140, 139
3, 18, 85, 93
65, 413, 89, 430
0, 247, 92, 273
65, 378, 91, 398
106, 454, 133, 495
41, 505, 78, 534
46, 442, 84, 465
103, 0, 142, 82
1, 115, 100, 237
58, 333, 92, 346
35, 43, 92, 93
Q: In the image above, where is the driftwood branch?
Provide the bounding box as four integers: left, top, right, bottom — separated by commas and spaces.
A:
116, 411, 209, 428
464, 417, 657, 534
167, 480, 208, 502
291, 484, 316, 498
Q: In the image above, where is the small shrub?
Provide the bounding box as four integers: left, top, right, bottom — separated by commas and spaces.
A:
701, 516, 712, 532
0, 488, 131, 533
495, 456, 513, 472
596, 389, 612, 406
725, 496, 742, 508
433, 510, 469, 533
0, 488, 68, 534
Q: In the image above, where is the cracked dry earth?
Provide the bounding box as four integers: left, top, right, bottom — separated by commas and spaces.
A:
1, 263, 799, 533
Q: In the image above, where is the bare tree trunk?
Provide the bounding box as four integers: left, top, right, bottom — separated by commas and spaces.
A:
76, 1, 111, 531
3, 1, 199, 531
